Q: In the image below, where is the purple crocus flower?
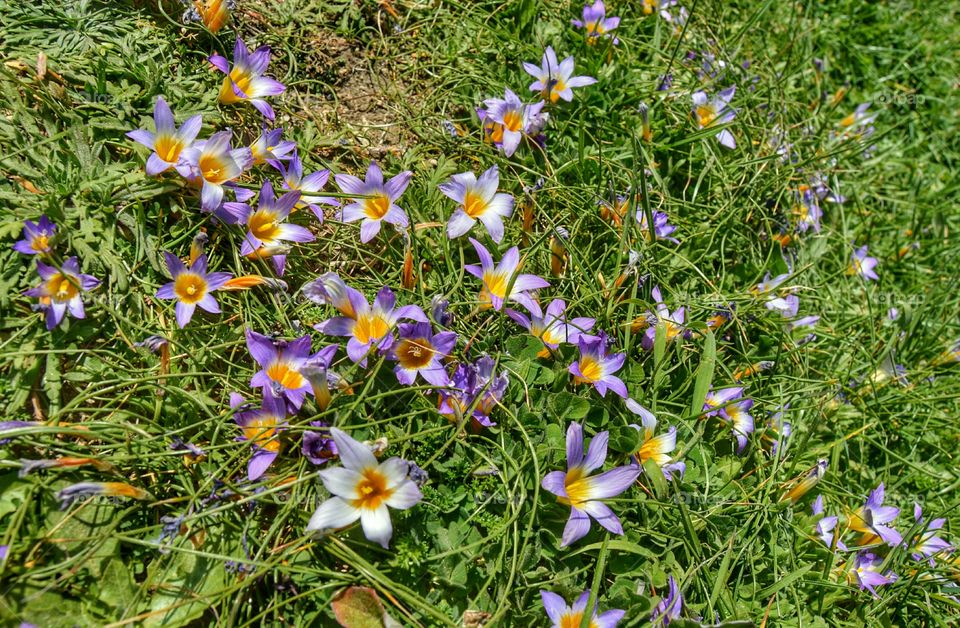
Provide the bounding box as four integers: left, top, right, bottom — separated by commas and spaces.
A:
302, 421, 338, 466
209, 38, 286, 120
570, 332, 628, 398
246, 329, 332, 410
126, 96, 202, 176
719, 398, 754, 454
850, 551, 897, 598
13, 215, 56, 256
439, 165, 513, 243
786, 315, 820, 331
692, 86, 737, 149
910, 503, 952, 563
637, 209, 679, 243
480, 89, 546, 157
812, 495, 847, 551
849, 245, 879, 280
541, 590, 624, 628
179, 129, 254, 211
279, 150, 339, 221
335, 161, 412, 243
849, 483, 902, 547
156, 252, 232, 328
627, 399, 684, 480
572, 0, 621, 45
438, 355, 508, 428
390, 322, 457, 387
308, 273, 427, 363
702, 386, 744, 417
465, 238, 549, 311
230, 392, 286, 481
651, 576, 683, 625
225, 180, 311, 276
24, 257, 100, 330
250, 126, 296, 167
541, 422, 640, 546
523, 46, 597, 104
765, 293, 799, 318
507, 298, 595, 357
793, 186, 823, 233
641, 286, 686, 350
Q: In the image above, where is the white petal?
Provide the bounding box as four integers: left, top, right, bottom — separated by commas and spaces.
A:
360, 504, 394, 548
330, 427, 378, 471
318, 467, 363, 499
385, 480, 423, 510
306, 496, 359, 532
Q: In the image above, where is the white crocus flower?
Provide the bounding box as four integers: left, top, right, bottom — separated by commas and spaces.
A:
306, 428, 423, 548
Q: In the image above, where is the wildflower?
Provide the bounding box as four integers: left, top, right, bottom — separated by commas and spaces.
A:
659, 1, 689, 35
733, 360, 775, 382
910, 503, 952, 563
541, 590, 625, 628
839, 102, 876, 131
126, 96, 202, 176
812, 495, 847, 550
18, 457, 116, 478
465, 238, 549, 311
431, 295, 454, 327
507, 298, 595, 357
182, 0, 233, 33
719, 398, 754, 454
481, 89, 546, 157
638, 102, 652, 142
651, 576, 683, 625
439, 355, 508, 428
849, 245, 879, 280
170, 437, 205, 459
765, 294, 799, 318
246, 329, 330, 409
570, 332, 628, 398
335, 161, 412, 243
792, 187, 823, 233
523, 46, 597, 104
598, 193, 632, 228
780, 459, 828, 503
702, 386, 744, 417
56, 482, 153, 510
278, 150, 338, 221
439, 165, 514, 243
786, 315, 820, 332
627, 399, 684, 479
692, 86, 737, 149
209, 38, 286, 120
25, 257, 100, 330
306, 428, 423, 549
13, 215, 56, 256
179, 129, 253, 211
0, 421, 41, 446
230, 181, 311, 275
231, 392, 287, 481
638, 209, 679, 243
390, 322, 457, 387
310, 275, 427, 363
849, 551, 897, 597
571, 1, 621, 45
638, 286, 685, 349
250, 126, 296, 167
549, 226, 570, 276
541, 422, 640, 546
156, 252, 231, 327
848, 483, 902, 547
302, 421, 338, 465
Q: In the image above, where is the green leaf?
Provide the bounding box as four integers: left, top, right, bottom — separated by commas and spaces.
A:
548, 392, 590, 420
688, 331, 716, 418
331, 586, 401, 628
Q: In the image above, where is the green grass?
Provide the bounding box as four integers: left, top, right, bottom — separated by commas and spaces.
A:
1, 0, 959, 625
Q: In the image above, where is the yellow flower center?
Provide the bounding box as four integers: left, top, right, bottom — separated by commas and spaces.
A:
32, 234, 50, 253
560, 613, 598, 628
488, 122, 505, 145
463, 190, 488, 218
396, 337, 435, 370
266, 361, 305, 390
697, 104, 718, 127
543, 78, 567, 104
577, 356, 603, 383
219, 68, 252, 104
173, 273, 208, 304
363, 193, 391, 220
199, 154, 230, 184
482, 272, 508, 300
249, 210, 281, 242
155, 133, 184, 163
558, 466, 593, 508
502, 109, 523, 132
352, 467, 394, 510
243, 417, 281, 452
47, 273, 78, 302
353, 313, 390, 345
